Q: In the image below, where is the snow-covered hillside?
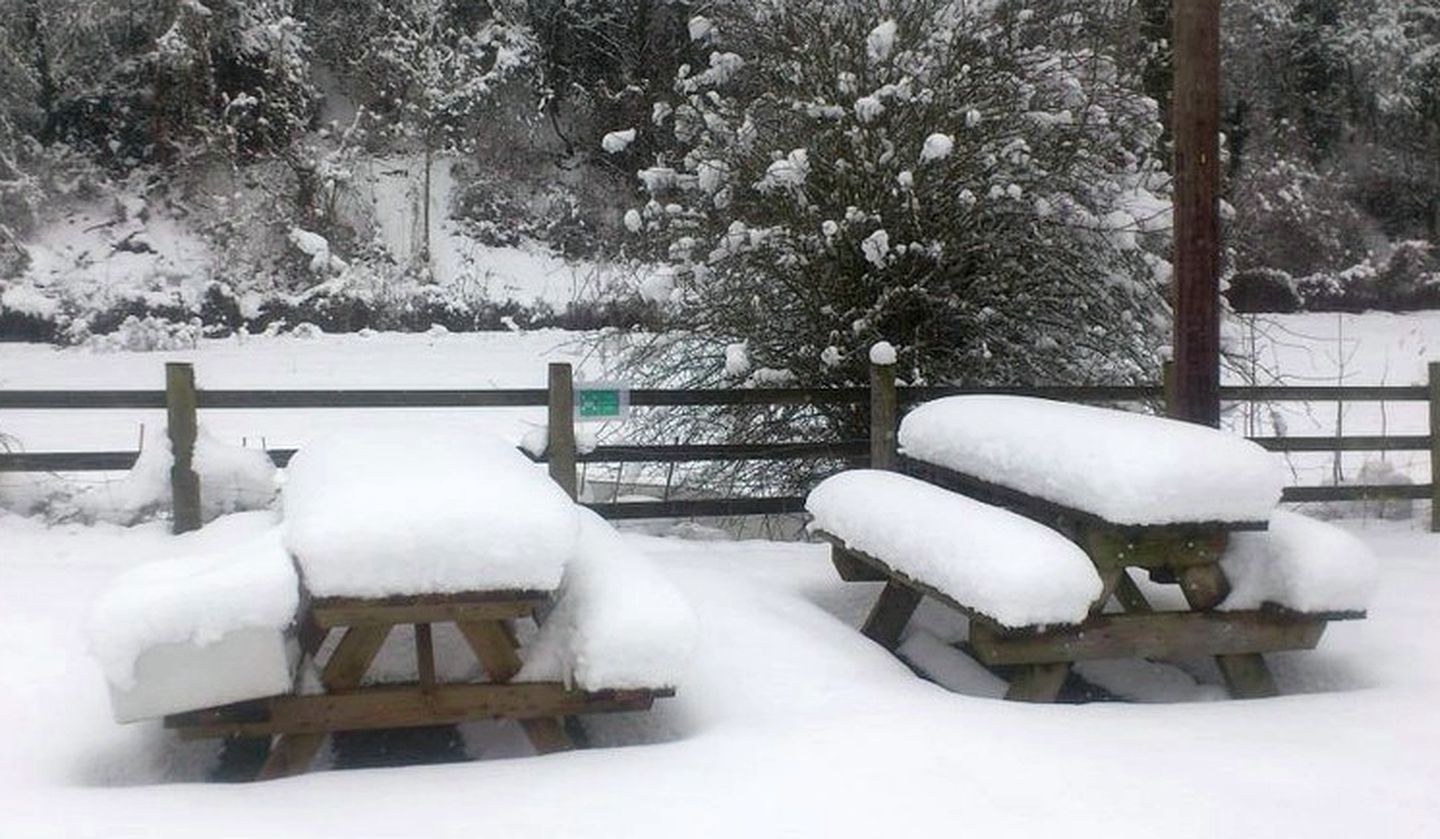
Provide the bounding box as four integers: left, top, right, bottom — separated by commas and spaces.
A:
1, 157, 645, 344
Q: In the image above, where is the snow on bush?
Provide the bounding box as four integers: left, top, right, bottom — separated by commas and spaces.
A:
283, 427, 579, 598
602, 129, 637, 154
84, 316, 203, 352
288, 227, 346, 274
624, 0, 1170, 419
519, 510, 697, 690
919, 133, 954, 163
76, 425, 278, 526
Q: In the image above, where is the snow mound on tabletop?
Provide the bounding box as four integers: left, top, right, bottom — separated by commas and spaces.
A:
899, 396, 1284, 526
86, 515, 297, 692
806, 470, 1101, 628
283, 428, 579, 598
519, 510, 696, 690
1220, 511, 1379, 614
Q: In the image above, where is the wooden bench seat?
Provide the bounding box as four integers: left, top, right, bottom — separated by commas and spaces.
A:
164, 589, 675, 779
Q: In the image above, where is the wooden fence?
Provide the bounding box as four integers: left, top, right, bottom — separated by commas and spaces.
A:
2, 360, 1436, 533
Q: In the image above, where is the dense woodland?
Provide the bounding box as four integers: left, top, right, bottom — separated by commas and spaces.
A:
0, 0, 1438, 352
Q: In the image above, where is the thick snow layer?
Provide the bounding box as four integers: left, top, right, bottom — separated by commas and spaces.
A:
77, 424, 277, 526
283, 427, 579, 598
1221, 510, 1380, 614
900, 396, 1286, 525
806, 470, 1102, 627
519, 510, 697, 690
85, 513, 297, 705
1, 510, 1435, 836
107, 626, 296, 724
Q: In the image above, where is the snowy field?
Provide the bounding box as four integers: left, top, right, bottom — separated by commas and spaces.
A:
0, 311, 1437, 836
1, 511, 1437, 838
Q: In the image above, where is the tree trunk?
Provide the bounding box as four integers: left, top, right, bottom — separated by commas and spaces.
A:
421, 141, 432, 275
24, 0, 57, 143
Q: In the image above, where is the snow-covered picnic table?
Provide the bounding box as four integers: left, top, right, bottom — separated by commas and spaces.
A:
91, 429, 694, 779
811, 396, 1376, 701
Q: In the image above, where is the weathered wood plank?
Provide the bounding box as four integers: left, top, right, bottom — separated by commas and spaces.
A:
177, 685, 664, 738
1112, 572, 1154, 614
1090, 567, 1126, 617
1215, 653, 1280, 699
548, 362, 577, 499
520, 718, 575, 754
458, 620, 576, 753
1178, 563, 1230, 609
967, 611, 1327, 666
415, 623, 436, 693
1004, 663, 1072, 703
259, 623, 391, 779
311, 592, 548, 628
457, 621, 522, 682
165, 363, 201, 535
320, 625, 392, 693
830, 546, 888, 582
1082, 525, 1230, 571
1175, 563, 1283, 699
861, 581, 923, 651
256, 734, 326, 781
870, 360, 898, 470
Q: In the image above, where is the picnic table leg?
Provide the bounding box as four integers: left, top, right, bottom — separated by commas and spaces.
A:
1004, 663, 1071, 703
1113, 571, 1154, 614
257, 625, 393, 780
862, 580, 923, 651
1179, 565, 1279, 699
457, 620, 575, 755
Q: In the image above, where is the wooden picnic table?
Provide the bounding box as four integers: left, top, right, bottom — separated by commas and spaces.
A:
862, 455, 1361, 700
165, 590, 669, 779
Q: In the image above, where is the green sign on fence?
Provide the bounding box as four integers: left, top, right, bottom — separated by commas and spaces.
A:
576, 383, 629, 422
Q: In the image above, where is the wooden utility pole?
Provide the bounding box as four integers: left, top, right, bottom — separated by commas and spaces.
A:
1171, 0, 1222, 427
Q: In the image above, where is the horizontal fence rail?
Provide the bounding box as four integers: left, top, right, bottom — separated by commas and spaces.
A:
1, 384, 1428, 412
2, 360, 1436, 532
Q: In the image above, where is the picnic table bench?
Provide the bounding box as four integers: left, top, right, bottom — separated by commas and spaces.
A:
165, 590, 668, 779
814, 395, 1375, 702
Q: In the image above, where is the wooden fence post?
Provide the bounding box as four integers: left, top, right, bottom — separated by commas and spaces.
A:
1162, 359, 1176, 418
165, 362, 201, 534
870, 359, 898, 471
1430, 361, 1438, 533
548, 362, 578, 499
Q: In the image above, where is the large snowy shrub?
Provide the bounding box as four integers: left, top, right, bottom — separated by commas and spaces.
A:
625, 0, 1171, 397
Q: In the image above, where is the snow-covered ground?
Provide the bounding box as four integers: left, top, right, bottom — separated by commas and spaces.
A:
1, 511, 1436, 837
0, 312, 1437, 835
1223, 310, 1438, 489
